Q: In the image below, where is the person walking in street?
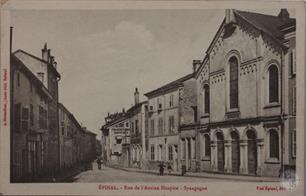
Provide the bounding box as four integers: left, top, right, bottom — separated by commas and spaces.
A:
97, 157, 102, 170
158, 161, 165, 176
181, 165, 186, 176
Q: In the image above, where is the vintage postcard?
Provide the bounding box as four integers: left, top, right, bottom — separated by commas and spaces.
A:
0, 0, 305, 195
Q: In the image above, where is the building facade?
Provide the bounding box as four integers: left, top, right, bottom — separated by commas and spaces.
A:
194, 9, 296, 177
144, 74, 195, 171
14, 44, 61, 174
127, 88, 148, 168
10, 54, 51, 182
83, 127, 97, 163
101, 111, 130, 165
58, 103, 74, 169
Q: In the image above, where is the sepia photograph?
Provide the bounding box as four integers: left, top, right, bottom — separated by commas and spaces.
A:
0, 0, 304, 195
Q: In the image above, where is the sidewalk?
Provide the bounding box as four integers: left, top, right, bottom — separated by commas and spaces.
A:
109, 165, 281, 182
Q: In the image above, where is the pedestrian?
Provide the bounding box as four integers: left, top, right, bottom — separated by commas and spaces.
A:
158, 161, 165, 176
167, 163, 172, 174
97, 157, 102, 170
181, 165, 186, 176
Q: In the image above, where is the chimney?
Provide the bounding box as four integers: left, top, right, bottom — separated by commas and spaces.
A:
278, 9, 289, 21
193, 60, 202, 73
225, 9, 236, 24
47, 49, 51, 63
108, 112, 110, 117
134, 88, 139, 105
42, 43, 48, 62
122, 108, 125, 113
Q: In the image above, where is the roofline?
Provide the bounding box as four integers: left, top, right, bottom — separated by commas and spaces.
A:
206, 19, 226, 54
234, 10, 288, 50
11, 54, 53, 100
195, 54, 209, 79
14, 49, 61, 78
126, 101, 148, 113
58, 102, 71, 115
144, 73, 194, 98
100, 116, 129, 130
85, 130, 97, 136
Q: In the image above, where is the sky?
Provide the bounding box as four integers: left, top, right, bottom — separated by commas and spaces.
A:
11, 9, 294, 139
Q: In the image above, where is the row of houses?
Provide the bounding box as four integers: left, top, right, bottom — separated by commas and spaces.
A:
101, 9, 296, 177
10, 42, 99, 182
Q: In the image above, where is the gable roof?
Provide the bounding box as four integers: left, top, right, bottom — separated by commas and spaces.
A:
14, 49, 61, 78
235, 10, 295, 41
195, 9, 296, 78
11, 54, 52, 100
144, 73, 195, 98
126, 101, 147, 114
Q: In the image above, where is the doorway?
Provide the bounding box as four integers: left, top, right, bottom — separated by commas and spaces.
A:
216, 132, 225, 172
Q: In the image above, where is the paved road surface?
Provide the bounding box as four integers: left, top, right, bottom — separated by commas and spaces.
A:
72, 162, 231, 182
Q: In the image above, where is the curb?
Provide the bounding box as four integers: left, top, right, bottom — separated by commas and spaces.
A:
109, 165, 281, 182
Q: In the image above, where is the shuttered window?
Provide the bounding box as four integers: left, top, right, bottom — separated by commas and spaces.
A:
168, 116, 175, 133
150, 119, 154, 136
290, 49, 296, 75
292, 130, 296, 158
269, 65, 279, 103
30, 104, 34, 126
150, 145, 155, 160
229, 57, 239, 108
14, 103, 21, 132
21, 107, 29, 132
168, 145, 173, 161
292, 87, 296, 115
158, 118, 163, 135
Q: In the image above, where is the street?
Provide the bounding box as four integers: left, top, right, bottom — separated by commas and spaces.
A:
71, 162, 232, 182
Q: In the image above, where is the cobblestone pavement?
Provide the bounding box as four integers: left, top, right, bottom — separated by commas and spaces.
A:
72, 162, 232, 183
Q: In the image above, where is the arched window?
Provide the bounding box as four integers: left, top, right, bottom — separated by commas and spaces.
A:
204, 134, 211, 156
229, 57, 239, 108
269, 65, 279, 103
269, 129, 279, 159
204, 84, 210, 114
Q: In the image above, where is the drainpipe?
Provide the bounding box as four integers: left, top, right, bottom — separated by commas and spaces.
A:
10, 26, 14, 180
280, 49, 285, 179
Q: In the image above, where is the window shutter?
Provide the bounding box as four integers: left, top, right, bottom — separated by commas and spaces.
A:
30, 104, 34, 126
292, 130, 296, 157
14, 103, 21, 132
21, 107, 29, 132
292, 49, 296, 75
292, 87, 296, 115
